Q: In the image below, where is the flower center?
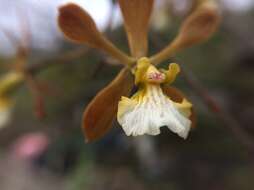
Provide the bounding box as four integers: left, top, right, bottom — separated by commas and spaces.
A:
145, 63, 165, 84
147, 72, 165, 83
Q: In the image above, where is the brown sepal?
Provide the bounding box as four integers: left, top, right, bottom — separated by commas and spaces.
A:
177, 1, 221, 48
58, 3, 134, 65
119, 0, 154, 58
58, 3, 102, 46
82, 68, 134, 142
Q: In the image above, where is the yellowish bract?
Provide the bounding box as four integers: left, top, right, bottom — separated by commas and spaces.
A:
0, 72, 24, 128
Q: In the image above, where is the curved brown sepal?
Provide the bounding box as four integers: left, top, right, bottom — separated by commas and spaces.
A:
150, 1, 220, 65
58, 3, 133, 65
177, 1, 221, 48
58, 3, 103, 46
82, 68, 134, 142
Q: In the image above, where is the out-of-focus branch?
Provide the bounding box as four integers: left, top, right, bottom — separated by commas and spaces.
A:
27, 47, 89, 74
26, 2, 117, 75
25, 73, 46, 119
180, 65, 254, 151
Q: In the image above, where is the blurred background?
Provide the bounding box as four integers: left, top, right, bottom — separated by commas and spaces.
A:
0, 0, 254, 190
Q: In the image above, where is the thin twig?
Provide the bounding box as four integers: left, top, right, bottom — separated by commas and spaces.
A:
27, 47, 89, 74
25, 73, 46, 119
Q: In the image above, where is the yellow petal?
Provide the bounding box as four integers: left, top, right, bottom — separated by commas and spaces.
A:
163, 63, 180, 84
174, 99, 192, 118
134, 57, 150, 84
119, 0, 154, 58
117, 96, 137, 119
58, 3, 134, 65
134, 57, 166, 85
82, 68, 134, 142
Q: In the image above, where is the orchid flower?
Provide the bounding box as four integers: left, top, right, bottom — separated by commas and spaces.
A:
58, 0, 220, 142
117, 58, 192, 138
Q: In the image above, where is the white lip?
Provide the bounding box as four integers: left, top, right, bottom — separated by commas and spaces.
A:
118, 84, 191, 139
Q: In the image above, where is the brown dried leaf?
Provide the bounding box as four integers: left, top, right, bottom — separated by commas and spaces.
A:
163, 86, 196, 128
119, 0, 154, 58
58, 3, 133, 65
83, 68, 134, 142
